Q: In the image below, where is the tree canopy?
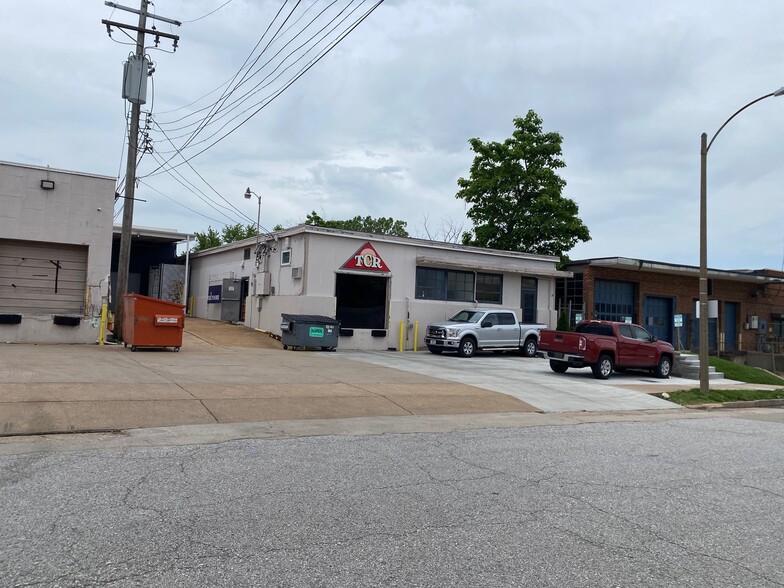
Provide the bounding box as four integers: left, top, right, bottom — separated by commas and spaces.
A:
456, 110, 590, 257
305, 211, 409, 237
193, 223, 258, 251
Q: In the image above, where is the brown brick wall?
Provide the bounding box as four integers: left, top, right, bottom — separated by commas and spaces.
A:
577, 266, 784, 352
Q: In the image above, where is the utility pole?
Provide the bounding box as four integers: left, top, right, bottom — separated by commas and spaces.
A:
102, 1, 180, 340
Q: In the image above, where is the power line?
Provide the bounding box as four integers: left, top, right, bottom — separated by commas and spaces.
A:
181, 0, 235, 24
154, 0, 348, 139
143, 0, 384, 177
138, 179, 234, 225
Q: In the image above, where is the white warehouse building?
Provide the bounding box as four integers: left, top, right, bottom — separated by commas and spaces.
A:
189, 225, 570, 351
0, 161, 115, 344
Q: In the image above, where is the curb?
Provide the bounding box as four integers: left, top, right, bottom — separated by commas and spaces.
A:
686, 398, 784, 410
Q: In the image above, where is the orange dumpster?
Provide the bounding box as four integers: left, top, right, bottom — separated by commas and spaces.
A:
122, 293, 185, 352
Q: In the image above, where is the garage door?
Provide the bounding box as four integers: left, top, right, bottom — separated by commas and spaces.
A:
0, 239, 88, 314
594, 279, 635, 322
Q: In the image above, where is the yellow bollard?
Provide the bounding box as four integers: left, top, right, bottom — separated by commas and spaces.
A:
399, 320, 405, 351
413, 321, 419, 352
98, 303, 107, 346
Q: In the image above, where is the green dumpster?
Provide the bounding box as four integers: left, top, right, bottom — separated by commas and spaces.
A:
280, 314, 340, 351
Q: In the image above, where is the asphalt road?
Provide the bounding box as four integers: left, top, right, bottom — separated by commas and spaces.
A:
3, 414, 783, 587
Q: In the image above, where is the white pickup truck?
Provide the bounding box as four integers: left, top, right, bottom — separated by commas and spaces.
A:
425, 308, 547, 358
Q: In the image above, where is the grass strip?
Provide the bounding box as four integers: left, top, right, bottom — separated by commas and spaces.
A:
708, 356, 784, 385
666, 388, 784, 406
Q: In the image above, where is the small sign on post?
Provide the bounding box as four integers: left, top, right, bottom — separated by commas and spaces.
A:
674, 314, 683, 328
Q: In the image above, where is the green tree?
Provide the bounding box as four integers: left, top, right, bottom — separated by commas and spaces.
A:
193, 224, 257, 251
456, 110, 590, 256
221, 223, 258, 243
305, 211, 409, 237
193, 226, 221, 251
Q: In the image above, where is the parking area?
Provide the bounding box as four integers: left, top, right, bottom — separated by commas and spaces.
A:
336, 350, 696, 412
2, 318, 762, 437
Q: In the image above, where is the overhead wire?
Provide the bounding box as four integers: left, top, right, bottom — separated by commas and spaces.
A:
166, 0, 297, 156
155, 0, 321, 123
138, 179, 234, 226
142, 0, 384, 177
181, 0, 236, 24
154, 0, 347, 139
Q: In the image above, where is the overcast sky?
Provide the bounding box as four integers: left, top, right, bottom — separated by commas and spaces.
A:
3, 1, 784, 270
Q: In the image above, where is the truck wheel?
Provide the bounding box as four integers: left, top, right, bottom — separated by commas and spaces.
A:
427, 347, 443, 354
549, 360, 568, 373
521, 336, 538, 358
592, 354, 614, 379
457, 337, 476, 358
654, 356, 672, 379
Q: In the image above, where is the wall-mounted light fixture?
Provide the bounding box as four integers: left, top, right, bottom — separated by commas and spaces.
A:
40, 180, 55, 190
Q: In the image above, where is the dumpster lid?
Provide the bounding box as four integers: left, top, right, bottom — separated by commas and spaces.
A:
281, 313, 340, 325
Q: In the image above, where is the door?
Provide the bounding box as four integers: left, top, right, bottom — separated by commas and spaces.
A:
724, 302, 738, 352
479, 312, 504, 347
240, 277, 249, 322
643, 296, 673, 344
335, 273, 387, 329
0, 239, 87, 314
594, 280, 635, 322
498, 311, 520, 346
220, 278, 241, 322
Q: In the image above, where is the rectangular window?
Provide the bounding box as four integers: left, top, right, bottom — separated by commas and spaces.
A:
415, 267, 474, 302
476, 273, 503, 304
281, 248, 291, 266
243, 248, 251, 260
521, 277, 538, 323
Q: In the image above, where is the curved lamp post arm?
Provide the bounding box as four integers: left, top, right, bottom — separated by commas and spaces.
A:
705, 88, 784, 154
698, 86, 784, 396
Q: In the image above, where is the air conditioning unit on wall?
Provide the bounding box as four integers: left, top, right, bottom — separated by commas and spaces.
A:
292, 267, 303, 279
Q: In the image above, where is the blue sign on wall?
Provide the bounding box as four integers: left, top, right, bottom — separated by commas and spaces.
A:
207, 285, 222, 304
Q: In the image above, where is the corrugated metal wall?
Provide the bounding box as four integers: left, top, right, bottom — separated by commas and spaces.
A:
0, 239, 88, 314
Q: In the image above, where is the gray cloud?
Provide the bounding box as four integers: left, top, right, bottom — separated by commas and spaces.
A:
3, 0, 784, 269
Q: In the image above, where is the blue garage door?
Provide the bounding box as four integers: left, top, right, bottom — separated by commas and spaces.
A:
643, 296, 673, 344
691, 317, 718, 351
594, 280, 635, 322
724, 302, 738, 352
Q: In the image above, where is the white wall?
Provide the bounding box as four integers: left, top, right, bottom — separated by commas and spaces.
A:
0, 162, 114, 344
188, 227, 562, 351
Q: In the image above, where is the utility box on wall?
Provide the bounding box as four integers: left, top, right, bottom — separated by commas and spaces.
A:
255, 272, 271, 295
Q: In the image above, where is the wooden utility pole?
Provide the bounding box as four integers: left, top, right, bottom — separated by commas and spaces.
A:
102, 1, 180, 340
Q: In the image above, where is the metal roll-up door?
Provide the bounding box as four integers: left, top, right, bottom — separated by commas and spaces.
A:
0, 239, 88, 314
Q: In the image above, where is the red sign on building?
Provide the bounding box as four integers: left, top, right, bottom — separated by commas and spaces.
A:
341, 242, 390, 272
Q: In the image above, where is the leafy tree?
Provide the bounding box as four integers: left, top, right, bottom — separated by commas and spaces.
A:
193, 227, 221, 251
193, 224, 257, 251
456, 110, 590, 256
305, 211, 409, 237
221, 223, 258, 243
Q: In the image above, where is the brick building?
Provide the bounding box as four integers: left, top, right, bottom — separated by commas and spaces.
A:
557, 258, 784, 354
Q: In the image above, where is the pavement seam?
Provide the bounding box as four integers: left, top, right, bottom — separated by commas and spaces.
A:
334, 382, 415, 416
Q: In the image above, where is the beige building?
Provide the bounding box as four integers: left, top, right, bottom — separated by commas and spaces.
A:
0, 161, 115, 343
188, 225, 569, 350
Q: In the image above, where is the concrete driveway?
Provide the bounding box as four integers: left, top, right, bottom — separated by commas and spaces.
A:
338, 350, 696, 412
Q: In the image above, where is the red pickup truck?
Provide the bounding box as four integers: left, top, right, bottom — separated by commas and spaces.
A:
538, 320, 675, 380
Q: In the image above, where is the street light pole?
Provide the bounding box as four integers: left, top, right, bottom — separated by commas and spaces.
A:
244, 187, 261, 266
244, 187, 261, 330
699, 87, 784, 395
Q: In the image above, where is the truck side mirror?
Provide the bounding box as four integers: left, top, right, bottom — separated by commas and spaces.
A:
481, 320, 492, 328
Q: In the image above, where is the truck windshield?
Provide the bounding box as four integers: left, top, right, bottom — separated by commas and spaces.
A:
448, 310, 483, 323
